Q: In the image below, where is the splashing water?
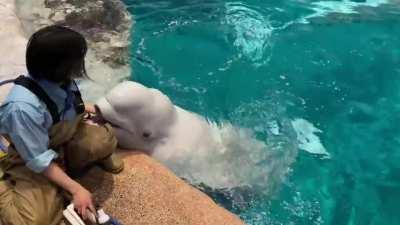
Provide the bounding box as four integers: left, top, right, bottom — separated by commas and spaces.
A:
307, 0, 389, 20
156, 97, 299, 192
225, 2, 273, 66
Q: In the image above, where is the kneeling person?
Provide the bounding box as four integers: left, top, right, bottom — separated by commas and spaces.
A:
0, 25, 123, 225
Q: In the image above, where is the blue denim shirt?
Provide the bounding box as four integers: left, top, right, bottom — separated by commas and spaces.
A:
0, 76, 79, 173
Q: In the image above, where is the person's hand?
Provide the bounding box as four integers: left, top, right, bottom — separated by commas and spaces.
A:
72, 185, 95, 220
84, 103, 96, 114
42, 163, 97, 220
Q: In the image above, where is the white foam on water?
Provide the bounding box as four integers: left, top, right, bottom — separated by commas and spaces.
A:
291, 118, 330, 158
155, 118, 272, 189
272, 0, 390, 32
225, 2, 273, 66
304, 0, 389, 22
151, 115, 297, 191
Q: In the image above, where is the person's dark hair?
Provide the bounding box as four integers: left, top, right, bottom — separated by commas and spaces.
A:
26, 25, 88, 83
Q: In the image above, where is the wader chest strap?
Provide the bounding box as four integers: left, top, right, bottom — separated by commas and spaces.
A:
14, 76, 61, 124
72, 81, 85, 114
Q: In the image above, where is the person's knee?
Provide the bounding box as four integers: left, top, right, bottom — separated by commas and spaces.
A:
66, 123, 117, 170
0, 193, 36, 225
86, 123, 118, 158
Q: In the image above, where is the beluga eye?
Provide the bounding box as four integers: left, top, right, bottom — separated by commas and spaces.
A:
142, 132, 152, 138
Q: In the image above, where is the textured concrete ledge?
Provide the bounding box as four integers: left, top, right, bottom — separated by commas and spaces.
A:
79, 151, 246, 225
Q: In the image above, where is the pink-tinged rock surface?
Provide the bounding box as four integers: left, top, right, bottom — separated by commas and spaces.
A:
79, 151, 245, 225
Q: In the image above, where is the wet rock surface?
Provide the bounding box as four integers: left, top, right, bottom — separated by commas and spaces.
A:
46, 0, 131, 67
14, 0, 133, 100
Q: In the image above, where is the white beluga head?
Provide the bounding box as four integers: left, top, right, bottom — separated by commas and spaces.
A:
96, 81, 214, 160
96, 81, 176, 152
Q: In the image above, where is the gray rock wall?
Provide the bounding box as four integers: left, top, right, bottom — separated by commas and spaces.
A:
15, 0, 133, 101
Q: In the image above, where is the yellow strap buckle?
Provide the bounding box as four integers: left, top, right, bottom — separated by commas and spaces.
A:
0, 151, 6, 159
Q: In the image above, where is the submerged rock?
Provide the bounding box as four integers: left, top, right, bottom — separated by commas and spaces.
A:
79, 151, 245, 225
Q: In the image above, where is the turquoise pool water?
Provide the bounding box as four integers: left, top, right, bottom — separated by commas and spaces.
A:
123, 0, 400, 224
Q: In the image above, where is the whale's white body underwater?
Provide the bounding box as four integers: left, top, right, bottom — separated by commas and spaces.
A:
96, 81, 284, 190
95, 81, 330, 192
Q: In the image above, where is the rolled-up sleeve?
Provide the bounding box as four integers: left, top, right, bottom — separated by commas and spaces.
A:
0, 103, 58, 173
